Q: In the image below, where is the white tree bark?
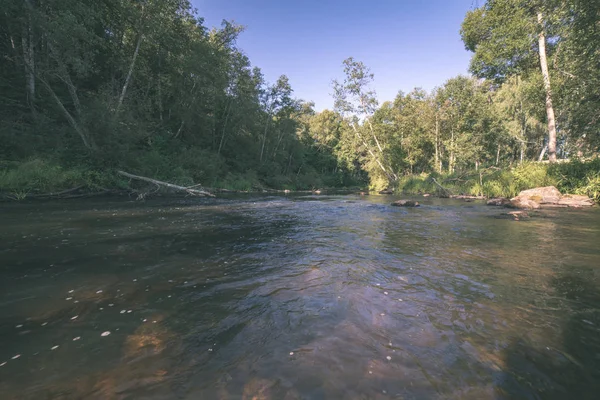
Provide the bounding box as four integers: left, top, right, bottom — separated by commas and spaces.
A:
117, 33, 143, 113
22, 22, 35, 107
117, 171, 214, 197
39, 75, 93, 149
351, 124, 393, 181
538, 12, 558, 163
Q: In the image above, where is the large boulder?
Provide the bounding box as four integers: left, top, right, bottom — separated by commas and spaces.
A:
557, 194, 595, 208
516, 186, 562, 204
509, 186, 594, 209
391, 200, 420, 207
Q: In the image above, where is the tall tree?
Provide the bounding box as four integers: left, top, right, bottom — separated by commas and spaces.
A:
332, 57, 395, 182
461, 0, 559, 162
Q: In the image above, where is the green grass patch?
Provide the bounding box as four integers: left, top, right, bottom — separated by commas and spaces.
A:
395, 159, 600, 200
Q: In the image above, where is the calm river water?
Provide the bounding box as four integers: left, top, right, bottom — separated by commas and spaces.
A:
1, 194, 599, 399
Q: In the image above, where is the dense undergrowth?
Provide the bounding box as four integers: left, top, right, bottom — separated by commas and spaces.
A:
0, 157, 363, 199
2, 158, 598, 202
395, 159, 600, 201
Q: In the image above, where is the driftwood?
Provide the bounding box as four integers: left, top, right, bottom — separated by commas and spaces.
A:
30, 185, 84, 198
450, 195, 486, 200
117, 171, 215, 197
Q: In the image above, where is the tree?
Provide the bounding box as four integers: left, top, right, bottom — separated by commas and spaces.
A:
494, 76, 546, 163
461, 0, 559, 162
332, 57, 395, 183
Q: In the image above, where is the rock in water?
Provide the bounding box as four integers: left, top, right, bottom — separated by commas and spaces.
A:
557, 194, 595, 208
516, 186, 562, 204
510, 197, 541, 210
495, 211, 531, 221
487, 198, 511, 206
509, 186, 594, 209
379, 189, 394, 195
391, 200, 420, 207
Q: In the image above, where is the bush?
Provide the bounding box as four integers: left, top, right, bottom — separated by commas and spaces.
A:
0, 159, 84, 193
550, 158, 600, 201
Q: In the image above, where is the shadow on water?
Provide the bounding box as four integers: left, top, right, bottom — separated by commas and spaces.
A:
499, 271, 600, 400
0, 196, 599, 399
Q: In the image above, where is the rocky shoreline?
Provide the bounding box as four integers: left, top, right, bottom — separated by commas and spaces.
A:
486, 186, 595, 210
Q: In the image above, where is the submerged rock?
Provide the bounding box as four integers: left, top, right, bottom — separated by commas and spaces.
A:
557, 194, 595, 208
510, 197, 541, 210
379, 189, 393, 195
487, 198, 511, 206
391, 200, 420, 207
495, 211, 531, 221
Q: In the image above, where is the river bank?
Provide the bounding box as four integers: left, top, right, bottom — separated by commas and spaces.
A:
2, 158, 599, 203
0, 159, 367, 201
393, 159, 600, 202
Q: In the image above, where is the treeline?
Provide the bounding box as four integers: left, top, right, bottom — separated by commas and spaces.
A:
0, 0, 598, 195
0, 0, 364, 192
322, 0, 600, 189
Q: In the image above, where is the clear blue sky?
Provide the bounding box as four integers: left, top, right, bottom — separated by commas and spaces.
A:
191, 0, 476, 111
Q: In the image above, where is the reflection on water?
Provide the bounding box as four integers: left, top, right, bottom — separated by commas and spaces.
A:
1, 195, 599, 399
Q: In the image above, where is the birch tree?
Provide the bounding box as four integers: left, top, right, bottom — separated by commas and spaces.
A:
461, 0, 560, 162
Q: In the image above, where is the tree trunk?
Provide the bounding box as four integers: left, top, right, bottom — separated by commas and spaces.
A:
116, 33, 143, 113
366, 118, 384, 153
48, 42, 82, 116
260, 116, 270, 163
496, 145, 500, 165
538, 144, 548, 162
520, 141, 525, 164
450, 128, 455, 173
351, 124, 393, 181
434, 114, 440, 172
537, 12, 557, 163
218, 98, 233, 155
39, 75, 94, 149
117, 171, 214, 197
22, 19, 35, 111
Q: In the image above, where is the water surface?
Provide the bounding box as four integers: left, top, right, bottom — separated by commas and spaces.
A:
1, 195, 599, 399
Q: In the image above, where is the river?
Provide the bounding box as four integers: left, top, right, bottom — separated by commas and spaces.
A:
1, 194, 599, 399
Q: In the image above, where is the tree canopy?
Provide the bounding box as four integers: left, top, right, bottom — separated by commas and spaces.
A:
0, 0, 597, 193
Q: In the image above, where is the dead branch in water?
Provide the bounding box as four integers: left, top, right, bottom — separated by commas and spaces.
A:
117, 171, 215, 197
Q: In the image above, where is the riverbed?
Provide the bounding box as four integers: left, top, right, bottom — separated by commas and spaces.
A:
1, 195, 599, 399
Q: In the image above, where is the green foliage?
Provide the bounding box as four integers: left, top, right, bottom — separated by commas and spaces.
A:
0, 0, 598, 198
395, 160, 600, 201
511, 162, 556, 190
0, 159, 85, 193
550, 159, 600, 201
0, 159, 124, 194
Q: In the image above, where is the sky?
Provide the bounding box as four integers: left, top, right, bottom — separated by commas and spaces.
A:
191, 0, 477, 111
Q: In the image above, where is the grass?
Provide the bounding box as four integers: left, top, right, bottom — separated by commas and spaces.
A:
0, 158, 363, 200
4, 158, 597, 201
394, 159, 600, 201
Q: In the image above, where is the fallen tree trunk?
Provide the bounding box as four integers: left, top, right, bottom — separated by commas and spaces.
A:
29, 185, 84, 198
117, 171, 215, 197
431, 178, 452, 197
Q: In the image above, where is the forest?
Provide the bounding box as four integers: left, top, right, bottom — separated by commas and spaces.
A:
1, 0, 599, 200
